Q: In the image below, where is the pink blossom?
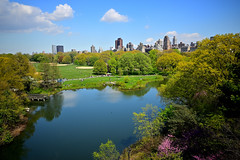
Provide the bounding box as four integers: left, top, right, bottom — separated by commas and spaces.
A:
158, 137, 182, 157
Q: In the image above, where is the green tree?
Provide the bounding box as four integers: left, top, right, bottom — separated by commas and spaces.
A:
74, 54, 87, 66
134, 52, 152, 74
100, 51, 111, 63
39, 63, 60, 89
133, 104, 162, 138
93, 140, 120, 160
118, 52, 135, 75
160, 33, 240, 112
149, 49, 162, 71
87, 55, 99, 66
108, 58, 117, 75
93, 59, 107, 75
0, 54, 36, 145
62, 55, 71, 64
156, 52, 183, 73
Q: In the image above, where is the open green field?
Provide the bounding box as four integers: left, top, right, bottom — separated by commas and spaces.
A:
32, 63, 94, 79
58, 64, 93, 79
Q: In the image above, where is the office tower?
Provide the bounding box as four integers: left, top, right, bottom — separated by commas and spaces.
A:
52, 45, 57, 54
57, 45, 64, 53
115, 38, 123, 50
163, 36, 171, 50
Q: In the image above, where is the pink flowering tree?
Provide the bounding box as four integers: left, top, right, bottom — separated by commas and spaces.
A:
158, 135, 183, 159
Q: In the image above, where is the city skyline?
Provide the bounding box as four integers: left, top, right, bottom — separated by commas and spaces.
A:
0, 0, 239, 54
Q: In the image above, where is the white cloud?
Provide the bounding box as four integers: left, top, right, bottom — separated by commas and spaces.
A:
166, 31, 177, 36
146, 37, 154, 43
0, 0, 74, 34
165, 31, 203, 43
45, 4, 74, 21
100, 8, 128, 22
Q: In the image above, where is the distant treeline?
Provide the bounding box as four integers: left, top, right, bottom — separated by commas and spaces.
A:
26, 49, 187, 75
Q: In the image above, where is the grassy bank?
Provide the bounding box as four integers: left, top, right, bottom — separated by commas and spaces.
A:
31, 63, 164, 94
62, 75, 164, 91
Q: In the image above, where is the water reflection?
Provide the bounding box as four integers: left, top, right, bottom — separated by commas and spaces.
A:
31, 93, 64, 121
120, 81, 164, 97
0, 93, 64, 160
0, 80, 165, 160
63, 91, 78, 108
101, 87, 122, 103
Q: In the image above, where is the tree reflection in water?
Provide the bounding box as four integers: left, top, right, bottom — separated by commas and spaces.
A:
0, 92, 64, 160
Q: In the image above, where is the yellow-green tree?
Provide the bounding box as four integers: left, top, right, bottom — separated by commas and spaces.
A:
0, 53, 36, 145
62, 55, 71, 64
160, 33, 240, 112
93, 140, 120, 160
156, 52, 184, 73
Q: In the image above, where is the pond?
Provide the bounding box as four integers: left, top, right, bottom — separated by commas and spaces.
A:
0, 82, 166, 160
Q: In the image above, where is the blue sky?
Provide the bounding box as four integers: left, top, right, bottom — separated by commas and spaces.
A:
0, 0, 239, 53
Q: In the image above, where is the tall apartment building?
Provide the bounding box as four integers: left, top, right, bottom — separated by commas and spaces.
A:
115, 38, 123, 50
163, 36, 171, 50
126, 42, 134, 51
91, 45, 97, 53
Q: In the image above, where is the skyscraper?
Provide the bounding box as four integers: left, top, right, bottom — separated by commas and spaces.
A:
52, 45, 57, 54
57, 45, 64, 53
173, 36, 177, 45
91, 45, 97, 53
163, 36, 171, 50
115, 38, 123, 50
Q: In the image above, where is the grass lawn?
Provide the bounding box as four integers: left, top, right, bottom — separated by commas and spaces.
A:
32, 63, 94, 79
58, 64, 93, 79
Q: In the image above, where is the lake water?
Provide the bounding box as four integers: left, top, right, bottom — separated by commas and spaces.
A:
0, 82, 165, 160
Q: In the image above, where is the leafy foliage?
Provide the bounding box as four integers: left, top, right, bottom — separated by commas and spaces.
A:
126, 34, 240, 160
133, 105, 162, 138
93, 140, 120, 160
93, 59, 107, 75
156, 52, 183, 73
0, 53, 36, 145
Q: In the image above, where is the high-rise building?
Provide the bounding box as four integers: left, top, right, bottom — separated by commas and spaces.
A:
91, 45, 97, 53
115, 38, 123, 50
52, 45, 57, 54
136, 42, 145, 53
155, 39, 163, 47
98, 47, 103, 53
154, 39, 163, 51
173, 36, 177, 45
163, 36, 171, 50
178, 42, 185, 48
57, 45, 64, 53
126, 42, 134, 51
